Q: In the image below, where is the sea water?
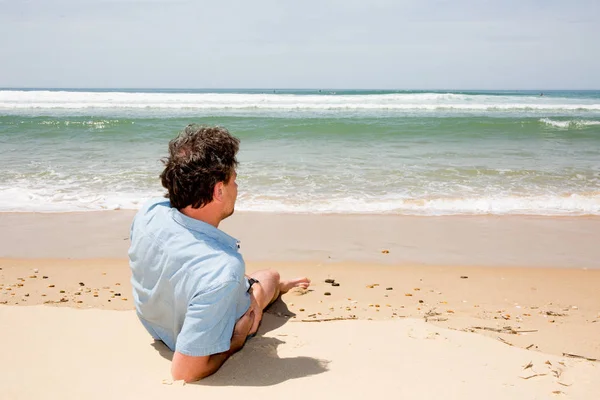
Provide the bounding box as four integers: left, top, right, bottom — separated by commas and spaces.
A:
0, 88, 599, 215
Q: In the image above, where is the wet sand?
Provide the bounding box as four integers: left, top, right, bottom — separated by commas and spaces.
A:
1, 211, 599, 267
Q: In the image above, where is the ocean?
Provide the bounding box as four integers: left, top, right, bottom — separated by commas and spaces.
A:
0, 88, 599, 215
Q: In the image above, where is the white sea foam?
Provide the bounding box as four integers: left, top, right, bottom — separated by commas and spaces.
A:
1, 186, 599, 216
540, 118, 600, 128
1, 90, 599, 113
237, 194, 600, 216
0, 187, 159, 212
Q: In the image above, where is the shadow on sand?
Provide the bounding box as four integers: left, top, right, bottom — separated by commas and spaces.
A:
150, 298, 329, 386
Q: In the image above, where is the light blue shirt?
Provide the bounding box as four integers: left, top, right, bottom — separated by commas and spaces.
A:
128, 198, 251, 357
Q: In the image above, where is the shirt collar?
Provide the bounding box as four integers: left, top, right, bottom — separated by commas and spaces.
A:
170, 208, 240, 251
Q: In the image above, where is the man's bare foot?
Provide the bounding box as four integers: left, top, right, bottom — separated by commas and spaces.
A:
279, 277, 311, 294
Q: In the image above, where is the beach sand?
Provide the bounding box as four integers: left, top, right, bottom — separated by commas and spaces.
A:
1, 211, 599, 399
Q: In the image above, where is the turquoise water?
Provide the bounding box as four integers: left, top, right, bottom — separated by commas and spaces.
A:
0, 89, 599, 214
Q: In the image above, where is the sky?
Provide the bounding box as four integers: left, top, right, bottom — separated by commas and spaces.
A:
0, 0, 598, 89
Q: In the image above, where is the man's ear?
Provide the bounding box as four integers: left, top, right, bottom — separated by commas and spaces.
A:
213, 182, 224, 202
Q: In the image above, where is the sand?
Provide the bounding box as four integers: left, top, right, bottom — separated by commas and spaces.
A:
2, 305, 599, 400
2, 211, 599, 267
1, 211, 599, 399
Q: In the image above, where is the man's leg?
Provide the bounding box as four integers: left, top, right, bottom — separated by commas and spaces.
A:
245, 270, 310, 334
248, 269, 311, 310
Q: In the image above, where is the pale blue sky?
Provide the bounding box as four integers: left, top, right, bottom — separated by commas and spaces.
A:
0, 0, 598, 89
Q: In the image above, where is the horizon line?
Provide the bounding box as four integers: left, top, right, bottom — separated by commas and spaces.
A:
1, 87, 599, 92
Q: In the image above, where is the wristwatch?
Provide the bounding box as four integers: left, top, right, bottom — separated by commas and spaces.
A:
247, 277, 259, 293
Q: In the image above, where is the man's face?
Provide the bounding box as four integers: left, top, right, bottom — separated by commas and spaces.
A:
222, 170, 238, 219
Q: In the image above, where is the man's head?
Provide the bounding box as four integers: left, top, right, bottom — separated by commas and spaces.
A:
160, 124, 239, 221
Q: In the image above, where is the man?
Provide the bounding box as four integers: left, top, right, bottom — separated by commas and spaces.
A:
128, 124, 310, 382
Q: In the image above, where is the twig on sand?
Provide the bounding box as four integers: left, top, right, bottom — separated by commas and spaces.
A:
497, 337, 514, 346
293, 316, 358, 323
562, 352, 599, 362
545, 311, 568, 317
520, 373, 547, 380
470, 326, 538, 335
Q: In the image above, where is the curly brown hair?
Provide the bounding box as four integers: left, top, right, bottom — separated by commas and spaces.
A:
160, 124, 240, 210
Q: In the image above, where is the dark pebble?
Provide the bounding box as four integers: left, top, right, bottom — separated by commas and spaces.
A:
418, 300, 424, 303
79, 282, 85, 286
386, 287, 393, 290
325, 279, 335, 284
115, 293, 121, 296
331, 282, 340, 287
324, 292, 331, 296
460, 276, 468, 279
42, 276, 48, 279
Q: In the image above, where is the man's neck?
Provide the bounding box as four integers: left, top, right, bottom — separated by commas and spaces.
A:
180, 205, 221, 228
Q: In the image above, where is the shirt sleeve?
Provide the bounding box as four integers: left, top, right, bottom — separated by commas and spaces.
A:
175, 280, 244, 357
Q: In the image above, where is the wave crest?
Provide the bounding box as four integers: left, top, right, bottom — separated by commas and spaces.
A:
540, 118, 600, 129
1, 90, 599, 113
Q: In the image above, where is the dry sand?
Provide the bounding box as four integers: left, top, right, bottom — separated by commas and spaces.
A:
2, 305, 599, 400
1, 211, 599, 399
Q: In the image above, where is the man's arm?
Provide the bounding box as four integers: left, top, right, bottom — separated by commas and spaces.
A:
171, 309, 255, 382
